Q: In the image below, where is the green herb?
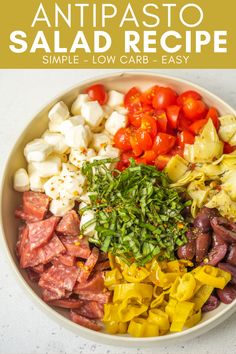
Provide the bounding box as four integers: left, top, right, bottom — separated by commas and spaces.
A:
81, 158, 189, 265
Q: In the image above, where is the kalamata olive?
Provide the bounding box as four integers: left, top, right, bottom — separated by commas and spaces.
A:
226, 244, 236, 266
194, 207, 219, 232
206, 244, 228, 266
195, 232, 211, 263
177, 231, 196, 260
212, 233, 227, 247
202, 295, 220, 312
218, 263, 236, 285
211, 217, 236, 243
217, 285, 236, 304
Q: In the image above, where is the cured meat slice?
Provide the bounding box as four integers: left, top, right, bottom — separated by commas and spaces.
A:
95, 260, 110, 271
78, 291, 111, 304
70, 311, 102, 331
77, 247, 99, 284
28, 216, 60, 250
47, 298, 83, 309
57, 254, 76, 267
16, 226, 29, 258
56, 210, 80, 236
75, 301, 104, 319
98, 252, 108, 262
60, 235, 91, 259
39, 263, 79, 297
42, 288, 64, 302
74, 272, 105, 294
23, 191, 50, 220
15, 208, 40, 223
20, 234, 65, 268
31, 263, 45, 273
26, 268, 40, 283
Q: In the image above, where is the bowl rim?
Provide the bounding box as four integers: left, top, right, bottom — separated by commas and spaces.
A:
1, 70, 236, 346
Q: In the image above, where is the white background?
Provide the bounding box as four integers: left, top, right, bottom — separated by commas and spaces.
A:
1, 69, 236, 354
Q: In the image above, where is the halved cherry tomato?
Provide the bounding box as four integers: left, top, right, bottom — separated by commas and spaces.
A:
155, 155, 171, 170
178, 114, 192, 131
124, 87, 141, 108
128, 110, 143, 128
170, 146, 184, 158
135, 129, 153, 151
130, 133, 143, 156
189, 119, 207, 135
116, 161, 126, 171
153, 110, 168, 133
141, 115, 157, 138
152, 87, 178, 110
153, 133, 176, 155
206, 107, 220, 130
86, 84, 108, 105
177, 90, 202, 106
183, 99, 207, 121
114, 128, 132, 151
166, 105, 181, 129
223, 143, 236, 154
140, 86, 159, 105
135, 157, 147, 165
177, 131, 195, 149
120, 151, 135, 165
142, 150, 158, 163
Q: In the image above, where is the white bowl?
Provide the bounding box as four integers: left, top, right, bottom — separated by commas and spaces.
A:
1, 72, 236, 348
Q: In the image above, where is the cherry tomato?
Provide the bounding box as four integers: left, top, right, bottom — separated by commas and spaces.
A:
135, 129, 153, 151
183, 99, 207, 121
155, 155, 171, 170
128, 110, 143, 128
152, 87, 178, 110
177, 90, 202, 106
86, 84, 108, 105
153, 110, 168, 133
153, 133, 176, 155
140, 86, 159, 105
166, 105, 181, 129
135, 157, 147, 165
189, 119, 207, 135
114, 128, 132, 151
142, 150, 158, 163
116, 161, 126, 171
178, 114, 192, 131
130, 133, 143, 156
124, 87, 141, 108
224, 143, 236, 154
120, 151, 135, 165
141, 115, 157, 138
170, 146, 184, 158
177, 131, 195, 149
206, 107, 220, 130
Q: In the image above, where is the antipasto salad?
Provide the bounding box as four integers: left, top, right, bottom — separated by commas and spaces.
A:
13, 82, 236, 337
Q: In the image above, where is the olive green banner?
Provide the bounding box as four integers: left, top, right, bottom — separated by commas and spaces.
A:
0, 0, 236, 68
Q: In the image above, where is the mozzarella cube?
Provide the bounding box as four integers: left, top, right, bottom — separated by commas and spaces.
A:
91, 132, 112, 151
24, 139, 52, 162
98, 145, 120, 159
29, 156, 61, 178
60, 174, 85, 201
42, 131, 69, 154
69, 148, 96, 169
105, 111, 128, 136
49, 120, 62, 133
13, 168, 30, 192
65, 124, 91, 149
59, 116, 85, 136
28, 173, 45, 192
71, 94, 89, 115
44, 176, 62, 199
48, 101, 70, 124
81, 101, 104, 128
80, 209, 96, 237
107, 90, 124, 108
50, 199, 75, 217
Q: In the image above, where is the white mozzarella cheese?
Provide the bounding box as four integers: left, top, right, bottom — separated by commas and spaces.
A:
43, 176, 62, 199
79, 192, 97, 204
65, 124, 91, 149
71, 94, 89, 115
105, 111, 128, 136
48, 101, 70, 124
98, 145, 120, 159
69, 148, 96, 168
61, 162, 78, 175
49, 198, 75, 217
29, 155, 61, 178
81, 101, 104, 128
80, 209, 96, 237
48, 120, 62, 133
24, 139, 53, 162
59, 174, 84, 201
107, 90, 124, 108
28, 173, 45, 192
42, 131, 69, 154
59, 116, 85, 136
91, 132, 112, 151
13, 168, 30, 192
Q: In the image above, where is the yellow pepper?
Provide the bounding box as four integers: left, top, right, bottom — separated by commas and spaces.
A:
170, 273, 196, 302
104, 269, 123, 288
167, 260, 181, 273
128, 318, 159, 337
148, 309, 170, 331
185, 310, 202, 328
158, 270, 182, 289
191, 284, 214, 311
170, 301, 194, 332
165, 298, 178, 322
122, 263, 150, 283
104, 321, 128, 334
194, 265, 230, 289
113, 283, 153, 303
118, 299, 148, 322
103, 303, 120, 322
150, 293, 165, 309
108, 253, 117, 270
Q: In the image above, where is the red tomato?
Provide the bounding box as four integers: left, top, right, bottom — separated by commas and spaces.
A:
183, 99, 207, 121
166, 105, 181, 129
177, 131, 195, 149
206, 107, 220, 130
140, 86, 159, 105
116, 161, 126, 171
153, 110, 168, 133
177, 90, 202, 106
142, 150, 158, 163
120, 151, 135, 165
130, 134, 143, 156
178, 114, 192, 131
189, 119, 207, 135
152, 87, 178, 110
135, 129, 153, 151
224, 143, 236, 154
141, 115, 157, 138
153, 133, 176, 155
114, 128, 132, 151
86, 84, 108, 105
128, 110, 142, 128
155, 155, 171, 170
124, 87, 141, 108
170, 146, 184, 158
135, 157, 147, 165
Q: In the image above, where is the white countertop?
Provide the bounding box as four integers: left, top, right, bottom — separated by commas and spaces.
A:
1, 69, 236, 354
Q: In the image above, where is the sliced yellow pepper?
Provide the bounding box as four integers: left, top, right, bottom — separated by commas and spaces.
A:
148, 309, 170, 331
170, 273, 196, 302
170, 301, 194, 332
104, 269, 123, 288
104, 321, 128, 334
108, 253, 117, 270
191, 284, 214, 311
185, 310, 202, 328
103, 303, 120, 322
194, 265, 231, 289
165, 298, 178, 322
122, 263, 150, 283
150, 293, 165, 309
113, 283, 153, 303
128, 318, 159, 337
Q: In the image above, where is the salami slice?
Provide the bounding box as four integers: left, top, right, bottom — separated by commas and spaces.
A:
95, 260, 110, 271
47, 298, 83, 309
60, 236, 91, 259
56, 254, 76, 267
42, 288, 64, 302
20, 234, 65, 268
70, 311, 102, 331
23, 191, 50, 220
15, 208, 40, 223
26, 268, 40, 283
78, 291, 111, 304
74, 301, 104, 319
77, 247, 99, 284
56, 210, 80, 236
16, 226, 29, 258
28, 216, 60, 250
74, 271, 105, 294
31, 263, 45, 273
